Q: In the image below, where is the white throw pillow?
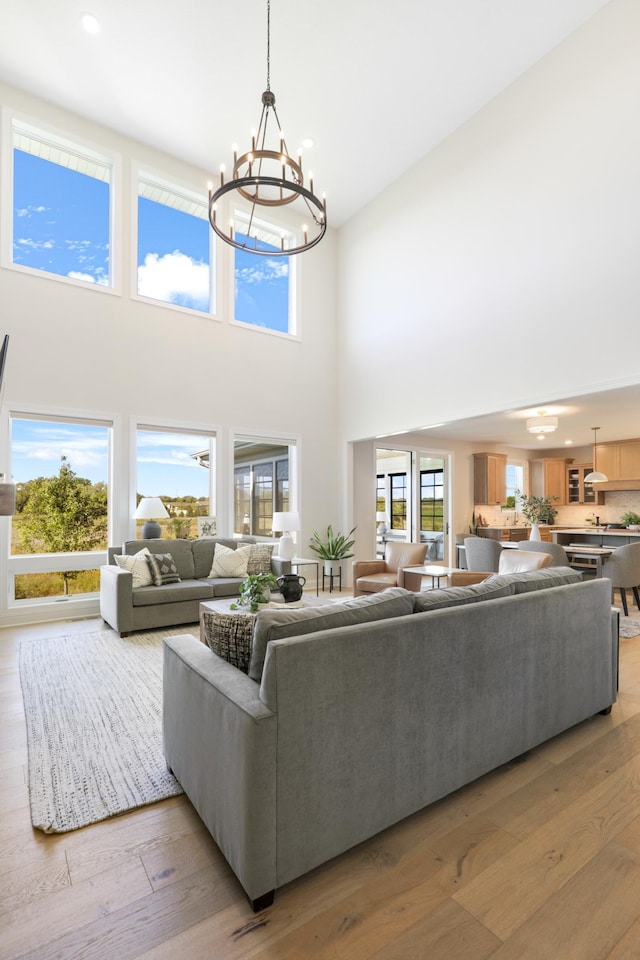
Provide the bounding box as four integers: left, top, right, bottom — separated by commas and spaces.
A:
114, 548, 153, 588
208, 543, 252, 579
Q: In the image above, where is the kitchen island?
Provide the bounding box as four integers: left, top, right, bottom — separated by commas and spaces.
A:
552, 528, 640, 548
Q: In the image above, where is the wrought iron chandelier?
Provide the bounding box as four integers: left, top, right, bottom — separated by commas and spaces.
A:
208, 0, 327, 257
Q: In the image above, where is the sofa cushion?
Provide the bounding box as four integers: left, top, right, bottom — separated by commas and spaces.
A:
124, 539, 195, 580
132, 579, 214, 606
146, 552, 181, 586
247, 543, 275, 576
485, 566, 582, 594
114, 548, 153, 588
209, 543, 252, 578
413, 578, 515, 612
248, 586, 416, 682
355, 572, 398, 592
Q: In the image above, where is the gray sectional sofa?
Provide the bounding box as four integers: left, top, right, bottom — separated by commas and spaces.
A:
100, 537, 290, 636
162, 566, 619, 911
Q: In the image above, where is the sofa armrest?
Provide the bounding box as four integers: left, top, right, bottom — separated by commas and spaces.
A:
99, 564, 134, 635
163, 635, 277, 904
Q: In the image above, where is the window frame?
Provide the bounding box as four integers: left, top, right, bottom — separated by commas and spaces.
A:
6, 409, 113, 609
1, 107, 121, 295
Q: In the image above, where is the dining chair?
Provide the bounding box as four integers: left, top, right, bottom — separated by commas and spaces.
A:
516, 540, 570, 566
601, 542, 640, 616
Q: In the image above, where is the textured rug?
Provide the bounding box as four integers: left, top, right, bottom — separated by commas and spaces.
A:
19, 626, 199, 833
619, 615, 640, 639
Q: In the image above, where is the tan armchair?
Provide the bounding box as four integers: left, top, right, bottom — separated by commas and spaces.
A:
353, 541, 427, 597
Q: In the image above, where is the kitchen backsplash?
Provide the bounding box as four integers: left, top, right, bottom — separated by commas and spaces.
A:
478, 490, 640, 527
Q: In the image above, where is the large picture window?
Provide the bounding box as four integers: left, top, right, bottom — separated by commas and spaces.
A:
136, 427, 216, 538
11, 119, 112, 287
9, 416, 111, 602
233, 439, 290, 537
137, 173, 213, 314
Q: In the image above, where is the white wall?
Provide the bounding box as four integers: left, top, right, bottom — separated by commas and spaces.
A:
0, 81, 340, 623
338, 0, 640, 446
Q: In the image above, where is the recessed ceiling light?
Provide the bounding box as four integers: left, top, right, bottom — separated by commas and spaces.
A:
80, 12, 101, 34
301, 138, 315, 149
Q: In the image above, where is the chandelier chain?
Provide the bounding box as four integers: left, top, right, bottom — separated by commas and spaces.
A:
266, 0, 271, 91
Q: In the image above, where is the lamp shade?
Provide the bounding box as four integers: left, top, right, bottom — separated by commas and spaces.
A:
272, 511, 300, 533
376, 511, 389, 522
134, 496, 169, 539
134, 497, 169, 520
584, 427, 608, 483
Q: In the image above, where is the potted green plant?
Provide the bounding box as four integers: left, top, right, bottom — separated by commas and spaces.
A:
620, 511, 640, 529
515, 490, 559, 537
230, 572, 277, 613
309, 524, 356, 575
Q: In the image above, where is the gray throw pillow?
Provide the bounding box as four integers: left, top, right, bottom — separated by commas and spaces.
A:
146, 552, 181, 587
413, 578, 515, 612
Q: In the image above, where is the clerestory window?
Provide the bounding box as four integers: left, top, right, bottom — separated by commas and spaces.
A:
8, 117, 114, 288
136, 171, 214, 314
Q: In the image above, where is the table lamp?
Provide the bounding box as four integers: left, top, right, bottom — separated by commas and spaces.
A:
376, 511, 389, 536
134, 496, 169, 538
273, 511, 300, 560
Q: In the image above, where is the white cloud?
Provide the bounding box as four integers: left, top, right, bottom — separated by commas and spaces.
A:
67, 270, 110, 286
16, 205, 47, 218
236, 257, 289, 286
16, 237, 54, 250
138, 251, 209, 311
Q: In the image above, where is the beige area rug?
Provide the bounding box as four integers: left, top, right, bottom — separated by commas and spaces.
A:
19, 626, 199, 833
619, 614, 640, 639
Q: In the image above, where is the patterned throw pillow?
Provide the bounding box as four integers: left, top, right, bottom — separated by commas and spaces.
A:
202, 611, 255, 674
208, 543, 252, 578
114, 549, 153, 589
246, 543, 275, 576
146, 552, 181, 587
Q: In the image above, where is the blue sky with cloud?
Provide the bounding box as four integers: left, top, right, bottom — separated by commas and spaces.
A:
13, 150, 289, 327
12, 420, 211, 497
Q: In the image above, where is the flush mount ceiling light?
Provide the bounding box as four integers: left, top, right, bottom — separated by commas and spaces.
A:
208, 0, 326, 257
584, 426, 608, 483
80, 12, 101, 34
526, 410, 559, 435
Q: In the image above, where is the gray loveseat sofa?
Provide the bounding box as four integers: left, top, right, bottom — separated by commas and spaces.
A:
100, 537, 290, 636
163, 567, 618, 911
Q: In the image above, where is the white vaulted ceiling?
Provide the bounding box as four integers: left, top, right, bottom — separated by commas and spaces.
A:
0, 0, 611, 227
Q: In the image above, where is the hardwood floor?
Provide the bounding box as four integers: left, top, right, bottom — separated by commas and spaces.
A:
2, 606, 640, 959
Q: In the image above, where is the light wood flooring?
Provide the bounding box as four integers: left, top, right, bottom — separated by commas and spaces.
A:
2, 602, 640, 959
